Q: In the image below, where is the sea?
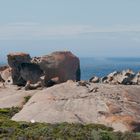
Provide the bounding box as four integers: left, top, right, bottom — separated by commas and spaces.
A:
80, 57, 140, 80
0, 57, 140, 80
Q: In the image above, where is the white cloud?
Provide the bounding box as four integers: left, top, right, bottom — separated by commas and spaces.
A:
0, 23, 140, 40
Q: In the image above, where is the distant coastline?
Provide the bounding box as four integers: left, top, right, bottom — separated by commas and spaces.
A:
80, 57, 140, 80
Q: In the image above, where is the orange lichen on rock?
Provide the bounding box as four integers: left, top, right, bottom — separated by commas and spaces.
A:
106, 102, 122, 114
105, 115, 139, 131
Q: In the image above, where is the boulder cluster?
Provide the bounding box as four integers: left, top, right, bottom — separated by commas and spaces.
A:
0, 51, 81, 89
90, 69, 140, 85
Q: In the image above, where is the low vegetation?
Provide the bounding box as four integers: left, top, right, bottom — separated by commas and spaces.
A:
24, 95, 32, 104
0, 107, 140, 140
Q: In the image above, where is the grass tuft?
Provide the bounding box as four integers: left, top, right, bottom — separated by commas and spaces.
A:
24, 95, 31, 104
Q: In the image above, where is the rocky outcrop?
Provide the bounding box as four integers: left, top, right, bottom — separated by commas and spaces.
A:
7, 51, 80, 88
7, 52, 31, 86
11, 81, 140, 132
90, 69, 140, 85
0, 84, 36, 108
32, 51, 81, 84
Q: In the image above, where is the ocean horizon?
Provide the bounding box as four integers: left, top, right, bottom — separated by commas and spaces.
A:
1, 57, 140, 80
80, 57, 140, 80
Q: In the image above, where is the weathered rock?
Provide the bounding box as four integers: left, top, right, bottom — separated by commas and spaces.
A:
0, 67, 11, 82
100, 76, 108, 83
107, 71, 120, 77
122, 69, 135, 77
5, 76, 13, 85
89, 76, 100, 83
7, 51, 80, 88
7, 52, 31, 67
45, 77, 60, 87
91, 69, 139, 85
132, 72, 140, 85
118, 69, 135, 85
106, 102, 122, 114
18, 63, 44, 84
32, 51, 81, 84
31, 57, 41, 64
104, 69, 135, 85
11, 82, 140, 132
77, 80, 90, 87
7, 52, 31, 86
0, 85, 36, 108
0, 66, 9, 81
114, 70, 135, 85
0, 75, 2, 82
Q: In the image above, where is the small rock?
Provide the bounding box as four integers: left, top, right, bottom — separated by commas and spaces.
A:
77, 81, 90, 87
30, 119, 35, 123
107, 71, 119, 77
88, 87, 99, 93
89, 76, 100, 83
101, 76, 108, 83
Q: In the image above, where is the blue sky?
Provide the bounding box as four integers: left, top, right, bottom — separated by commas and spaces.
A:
0, 0, 140, 61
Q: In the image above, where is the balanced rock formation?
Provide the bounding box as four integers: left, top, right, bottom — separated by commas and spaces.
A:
12, 81, 140, 132
7, 51, 80, 88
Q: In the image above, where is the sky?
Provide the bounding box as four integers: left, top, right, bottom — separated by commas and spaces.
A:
0, 0, 140, 62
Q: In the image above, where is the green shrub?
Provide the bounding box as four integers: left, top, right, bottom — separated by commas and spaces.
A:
0, 107, 21, 119
0, 107, 140, 140
24, 95, 31, 104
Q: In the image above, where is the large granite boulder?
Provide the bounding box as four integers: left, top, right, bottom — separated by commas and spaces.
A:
32, 51, 81, 84
12, 81, 140, 132
7, 52, 31, 86
7, 51, 80, 87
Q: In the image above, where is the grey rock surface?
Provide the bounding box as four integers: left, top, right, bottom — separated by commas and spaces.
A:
0, 84, 36, 108
6, 51, 80, 88
10, 81, 140, 132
